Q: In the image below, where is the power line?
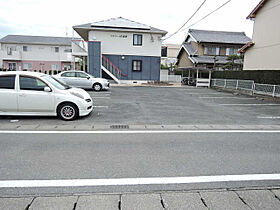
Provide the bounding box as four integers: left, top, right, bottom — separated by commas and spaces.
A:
182, 0, 232, 32
163, 0, 207, 41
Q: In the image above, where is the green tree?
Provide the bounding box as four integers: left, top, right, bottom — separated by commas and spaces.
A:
224, 54, 244, 70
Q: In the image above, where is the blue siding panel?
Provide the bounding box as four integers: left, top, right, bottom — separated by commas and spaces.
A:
88, 42, 101, 77
103, 54, 160, 81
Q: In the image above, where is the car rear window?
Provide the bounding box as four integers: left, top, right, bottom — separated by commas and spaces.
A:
61, 72, 75, 77
0, 75, 16, 89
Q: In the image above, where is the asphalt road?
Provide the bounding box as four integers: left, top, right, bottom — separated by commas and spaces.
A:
0, 131, 280, 196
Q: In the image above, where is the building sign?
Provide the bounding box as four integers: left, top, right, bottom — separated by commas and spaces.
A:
110, 34, 128, 38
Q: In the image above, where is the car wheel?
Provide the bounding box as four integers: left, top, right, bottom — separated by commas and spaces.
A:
57, 103, 78, 121
93, 83, 102, 91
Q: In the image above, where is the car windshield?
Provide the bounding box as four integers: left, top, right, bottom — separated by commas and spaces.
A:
41, 75, 71, 90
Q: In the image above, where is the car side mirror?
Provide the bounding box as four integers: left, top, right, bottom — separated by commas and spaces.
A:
44, 87, 51, 92
87, 76, 90, 80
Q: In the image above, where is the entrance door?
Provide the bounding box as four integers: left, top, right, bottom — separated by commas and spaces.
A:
8, 63, 17, 71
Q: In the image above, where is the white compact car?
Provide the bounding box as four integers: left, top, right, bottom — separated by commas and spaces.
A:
55, 71, 110, 91
0, 71, 93, 121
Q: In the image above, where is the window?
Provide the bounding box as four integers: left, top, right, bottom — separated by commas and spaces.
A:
132, 60, 142, 71
20, 76, 48, 91
23, 63, 32, 70
161, 47, 168, 57
7, 47, 12, 55
64, 48, 72, 52
63, 64, 71, 71
8, 63, 16, 70
55, 47, 59, 53
61, 72, 75, 77
23, 46, 28, 52
204, 46, 220, 55
0, 75, 16, 89
133, 34, 142, 46
226, 48, 239, 56
76, 72, 88, 78
51, 64, 59, 70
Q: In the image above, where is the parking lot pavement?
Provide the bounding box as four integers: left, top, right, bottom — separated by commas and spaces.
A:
0, 86, 280, 130
2, 188, 280, 210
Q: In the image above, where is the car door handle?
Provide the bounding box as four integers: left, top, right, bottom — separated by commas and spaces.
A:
19, 93, 26, 97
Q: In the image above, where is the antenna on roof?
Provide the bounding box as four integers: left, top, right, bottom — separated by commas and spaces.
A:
66, 27, 68, 37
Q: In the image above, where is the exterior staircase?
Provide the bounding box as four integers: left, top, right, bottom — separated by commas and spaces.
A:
72, 40, 127, 83
101, 55, 127, 84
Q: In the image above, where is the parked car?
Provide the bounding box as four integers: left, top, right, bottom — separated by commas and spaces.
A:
54, 71, 110, 91
0, 71, 93, 121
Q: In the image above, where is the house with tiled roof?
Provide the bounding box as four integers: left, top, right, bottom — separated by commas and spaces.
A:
0, 35, 78, 72
72, 17, 167, 83
176, 29, 251, 87
240, 0, 280, 70
177, 29, 251, 71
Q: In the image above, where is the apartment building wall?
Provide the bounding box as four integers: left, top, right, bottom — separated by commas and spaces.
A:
0, 43, 74, 71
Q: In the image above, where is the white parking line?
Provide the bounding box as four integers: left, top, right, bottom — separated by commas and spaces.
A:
220, 104, 280, 106
186, 93, 231, 95
93, 106, 109, 108
92, 97, 111, 99
258, 116, 280, 119
0, 174, 279, 188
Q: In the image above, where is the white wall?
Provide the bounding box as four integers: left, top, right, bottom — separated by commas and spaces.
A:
88, 30, 163, 57
0, 43, 72, 62
244, 0, 280, 70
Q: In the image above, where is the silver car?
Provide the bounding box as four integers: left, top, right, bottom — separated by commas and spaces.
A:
55, 71, 110, 91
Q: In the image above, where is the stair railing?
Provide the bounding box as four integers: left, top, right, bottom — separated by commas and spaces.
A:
102, 55, 127, 79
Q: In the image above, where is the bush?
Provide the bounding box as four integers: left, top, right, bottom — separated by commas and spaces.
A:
212, 70, 280, 85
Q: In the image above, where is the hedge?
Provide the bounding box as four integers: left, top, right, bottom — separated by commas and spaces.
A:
212, 70, 280, 85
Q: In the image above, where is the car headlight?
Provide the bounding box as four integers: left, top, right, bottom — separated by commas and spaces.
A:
70, 92, 84, 99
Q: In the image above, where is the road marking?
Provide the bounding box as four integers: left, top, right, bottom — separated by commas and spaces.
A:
200, 97, 255, 99
220, 104, 280, 106
186, 93, 231, 95
93, 106, 109, 108
92, 97, 111, 99
258, 116, 280, 119
0, 130, 280, 134
0, 174, 280, 188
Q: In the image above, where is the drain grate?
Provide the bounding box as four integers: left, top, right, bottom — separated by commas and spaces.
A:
110, 125, 129, 129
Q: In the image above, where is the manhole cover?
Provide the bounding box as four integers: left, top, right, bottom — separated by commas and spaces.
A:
110, 125, 129, 129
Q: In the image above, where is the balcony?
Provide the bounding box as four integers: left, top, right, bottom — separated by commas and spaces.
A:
0, 50, 22, 61
72, 39, 87, 57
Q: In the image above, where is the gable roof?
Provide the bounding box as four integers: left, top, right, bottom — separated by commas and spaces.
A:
187, 29, 251, 44
182, 43, 198, 56
247, 0, 269, 19
91, 17, 151, 30
73, 17, 167, 40
0, 35, 73, 46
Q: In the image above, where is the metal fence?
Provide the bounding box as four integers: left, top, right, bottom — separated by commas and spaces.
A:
211, 79, 280, 97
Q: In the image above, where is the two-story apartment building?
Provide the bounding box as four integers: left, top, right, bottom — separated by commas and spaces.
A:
73, 17, 167, 83
0, 35, 78, 73
240, 0, 280, 70
177, 29, 251, 71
